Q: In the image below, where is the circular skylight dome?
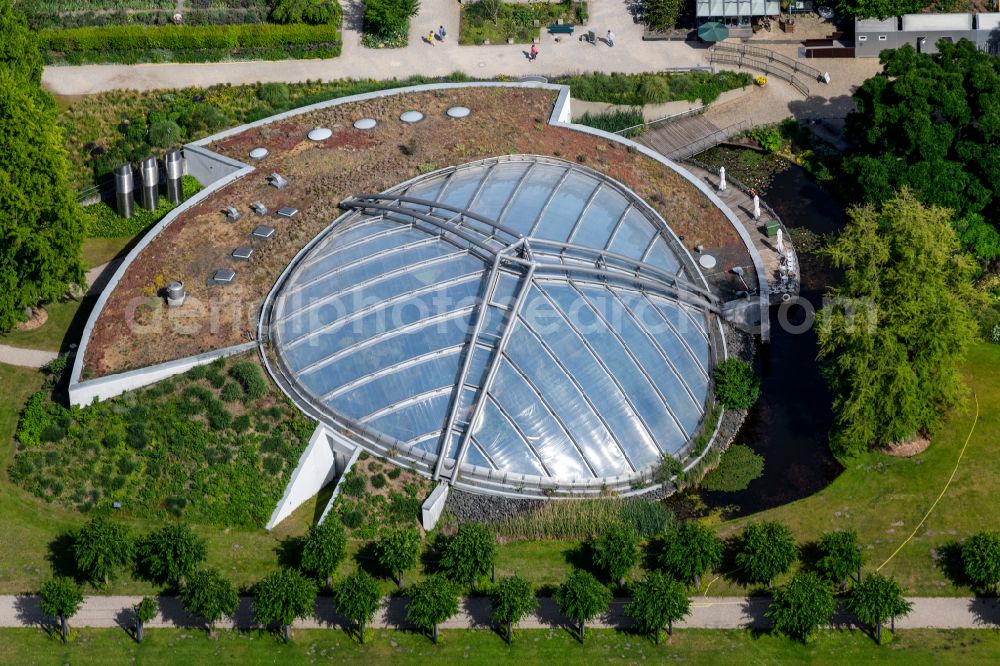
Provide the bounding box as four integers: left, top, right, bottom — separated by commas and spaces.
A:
266, 155, 721, 497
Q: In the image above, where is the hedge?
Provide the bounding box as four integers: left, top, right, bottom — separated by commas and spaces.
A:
39, 23, 341, 62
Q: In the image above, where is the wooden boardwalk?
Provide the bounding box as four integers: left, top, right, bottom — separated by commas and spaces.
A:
637, 115, 723, 160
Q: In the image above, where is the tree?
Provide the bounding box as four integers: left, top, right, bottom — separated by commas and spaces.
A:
0, 1, 44, 83
816, 191, 979, 457
624, 572, 690, 645
439, 523, 498, 591
961, 531, 1000, 594
0, 60, 85, 334
554, 570, 612, 644
253, 568, 317, 644
332, 571, 382, 644
592, 523, 639, 588
301, 520, 348, 589
406, 574, 460, 644
713, 359, 761, 410
136, 523, 207, 589
815, 530, 864, 590
490, 575, 537, 644
659, 521, 723, 589
39, 577, 83, 644
134, 597, 157, 644
74, 516, 135, 586
375, 527, 421, 588
767, 572, 836, 642
847, 573, 912, 644
844, 40, 1000, 259
180, 568, 238, 636
477, 0, 504, 25
735, 522, 797, 588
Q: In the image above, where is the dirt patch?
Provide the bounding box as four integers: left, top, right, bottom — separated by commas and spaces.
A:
883, 436, 931, 457
16, 308, 48, 332
84, 87, 750, 378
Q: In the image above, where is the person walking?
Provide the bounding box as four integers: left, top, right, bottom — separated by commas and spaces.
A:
606, 29, 615, 47
438, 25, 447, 41
428, 30, 436, 45
529, 44, 538, 61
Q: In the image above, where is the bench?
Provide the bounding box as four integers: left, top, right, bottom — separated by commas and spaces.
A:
547, 23, 575, 35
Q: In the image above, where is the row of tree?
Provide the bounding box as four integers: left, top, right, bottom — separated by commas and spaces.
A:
43, 513, 1000, 645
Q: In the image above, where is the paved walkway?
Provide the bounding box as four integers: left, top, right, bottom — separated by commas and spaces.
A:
0, 345, 57, 369
5, 595, 1000, 631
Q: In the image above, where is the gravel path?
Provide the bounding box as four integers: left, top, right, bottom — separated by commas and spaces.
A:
3, 595, 999, 631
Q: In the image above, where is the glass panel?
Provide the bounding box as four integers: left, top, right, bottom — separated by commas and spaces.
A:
543, 282, 690, 455
296, 226, 430, 284
463, 444, 495, 470
570, 189, 630, 248
407, 433, 441, 455
284, 254, 485, 330
489, 272, 521, 308
325, 352, 461, 419
304, 218, 399, 264
499, 164, 566, 235
642, 235, 681, 274
526, 287, 671, 467
464, 345, 494, 389
504, 317, 629, 477
403, 176, 447, 202
578, 284, 702, 435
607, 209, 655, 259
472, 399, 548, 477
647, 295, 712, 373
294, 243, 461, 304
281, 273, 482, 350
365, 391, 451, 443
490, 359, 593, 478
437, 165, 489, 209
469, 162, 531, 220
632, 292, 711, 381
532, 171, 599, 241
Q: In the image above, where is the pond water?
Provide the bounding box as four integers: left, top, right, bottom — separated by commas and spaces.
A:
698, 148, 846, 517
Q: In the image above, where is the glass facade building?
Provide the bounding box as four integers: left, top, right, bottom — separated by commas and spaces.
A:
266, 155, 724, 496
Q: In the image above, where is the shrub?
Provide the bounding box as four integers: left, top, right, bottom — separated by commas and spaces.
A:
642, 0, 682, 31
713, 358, 761, 410
230, 361, 268, 400
340, 509, 365, 528
220, 382, 242, 403
387, 467, 402, 480
258, 82, 290, 108
341, 473, 367, 497
370, 473, 387, 489
492, 499, 672, 541
363, 0, 420, 39
701, 445, 765, 491
271, 0, 344, 25
148, 120, 182, 148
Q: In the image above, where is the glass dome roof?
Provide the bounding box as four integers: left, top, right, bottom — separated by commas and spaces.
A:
267, 155, 721, 495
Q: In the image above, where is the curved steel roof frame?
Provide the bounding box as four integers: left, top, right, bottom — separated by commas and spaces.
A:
266, 155, 725, 496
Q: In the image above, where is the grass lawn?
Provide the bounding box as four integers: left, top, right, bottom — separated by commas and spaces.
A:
2, 628, 999, 664
705, 342, 1000, 597
81, 236, 135, 270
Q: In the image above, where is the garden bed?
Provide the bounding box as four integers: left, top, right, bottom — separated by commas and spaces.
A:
459, 0, 587, 45
12, 353, 312, 528
332, 453, 432, 538
82, 86, 750, 378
